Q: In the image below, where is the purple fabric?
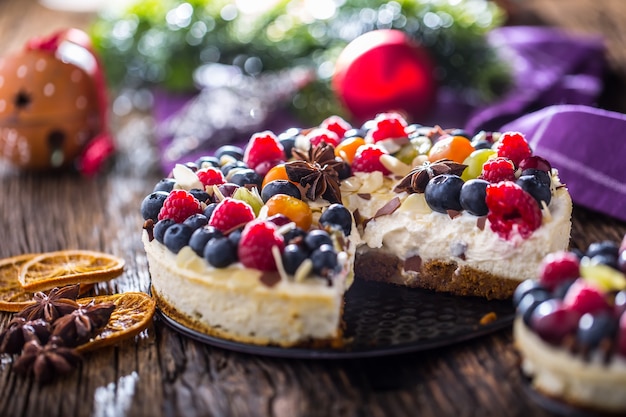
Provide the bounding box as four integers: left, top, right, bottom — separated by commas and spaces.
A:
501, 104, 626, 222
464, 26, 606, 133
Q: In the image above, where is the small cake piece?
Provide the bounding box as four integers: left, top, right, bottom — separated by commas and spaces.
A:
513, 238, 626, 414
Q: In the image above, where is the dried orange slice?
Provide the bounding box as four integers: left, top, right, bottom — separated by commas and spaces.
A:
76, 292, 156, 353
0, 253, 96, 312
18, 250, 125, 292
0, 254, 39, 312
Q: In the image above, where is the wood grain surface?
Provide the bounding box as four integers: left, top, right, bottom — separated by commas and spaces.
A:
1, 1, 626, 417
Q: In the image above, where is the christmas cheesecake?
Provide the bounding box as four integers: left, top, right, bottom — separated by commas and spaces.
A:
513, 239, 626, 414
140, 112, 572, 346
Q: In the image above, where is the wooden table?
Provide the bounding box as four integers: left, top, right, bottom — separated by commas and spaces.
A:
1, 1, 625, 416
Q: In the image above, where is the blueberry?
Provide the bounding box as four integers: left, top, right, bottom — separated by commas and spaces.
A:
278, 128, 300, 158
449, 129, 471, 140
424, 174, 464, 214
204, 202, 218, 220
229, 169, 263, 190
576, 312, 616, 348
589, 254, 619, 270
195, 156, 220, 168
183, 213, 209, 231
471, 140, 492, 151
228, 228, 243, 247
141, 191, 169, 221
220, 161, 248, 176
203, 236, 238, 267
164, 223, 193, 253
304, 230, 333, 251
215, 145, 245, 161
153, 178, 176, 193
516, 174, 551, 206
586, 240, 619, 259
521, 169, 551, 187
217, 183, 240, 198
513, 279, 548, 308
261, 180, 301, 202
189, 188, 211, 204
320, 204, 352, 235
334, 160, 352, 180
459, 179, 489, 216
154, 219, 176, 244
311, 244, 338, 275
343, 128, 367, 139
189, 226, 223, 257
282, 244, 308, 275
517, 290, 551, 325
283, 227, 307, 245
553, 278, 577, 299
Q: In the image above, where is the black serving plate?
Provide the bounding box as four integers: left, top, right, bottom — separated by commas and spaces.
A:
158, 279, 515, 359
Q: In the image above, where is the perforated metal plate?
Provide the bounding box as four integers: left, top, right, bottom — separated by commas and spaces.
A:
158, 279, 515, 359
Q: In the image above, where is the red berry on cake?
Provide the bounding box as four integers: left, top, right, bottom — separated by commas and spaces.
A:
305, 128, 341, 148
485, 181, 542, 240
238, 220, 285, 271
320, 115, 351, 139
480, 157, 516, 183
243, 131, 284, 171
365, 112, 409, 143
538, 251, 581, 291
530, 299, 581, 345
196, 167, 225, 187
496, 131, 532, 167
518, 155, 552, 173
562, 279, 611, 315
351, 144, 391, 174
158, 190, 203, 223
208, 197, 256, 233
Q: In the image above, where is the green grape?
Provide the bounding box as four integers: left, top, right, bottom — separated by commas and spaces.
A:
395, 144, 419, 165
461, 148, 496, 181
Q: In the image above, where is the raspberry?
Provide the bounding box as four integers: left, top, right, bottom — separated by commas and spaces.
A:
563, 279, 611, 315
305, 128, 340, 148
320, 115, 351, 139
243, 131, 284, 171
158, 190, 203, 223
497, 131, 532, 167
538, 251, 581, 291
208, 197, 256, 233
365, 112, 408, 143
237, 220, 285, 271
518, 155, 551, 173
351, 145, 391, 174
196, 167, 225, 187
480, 157, 516, 183
485, 181, 542, 240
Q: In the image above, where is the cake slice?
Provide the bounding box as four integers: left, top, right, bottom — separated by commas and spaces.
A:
140, 112, 572, 346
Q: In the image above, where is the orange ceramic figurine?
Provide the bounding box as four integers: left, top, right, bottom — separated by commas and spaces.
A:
0, 28, 114, 175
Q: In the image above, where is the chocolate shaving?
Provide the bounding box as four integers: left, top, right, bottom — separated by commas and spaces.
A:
357, 193, 371, 200
447, 209, 462, 219
373, 197, 402, 219
143, 219, 155, 241
18, 286, 81, 322
13, 339, 80, 384
352, 209, 364, 226
394, 159, 467, 194
476, 216, 487, 231
403, 255, 422, 272
259, 273, 281, 288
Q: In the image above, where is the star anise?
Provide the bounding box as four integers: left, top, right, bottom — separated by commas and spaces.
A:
13, 338, 80, 384
393, 159, 467, 194
51, 301, 115, 346
17, 285, 81, 322
0, 317, 51, 354
286, 143, 343, 203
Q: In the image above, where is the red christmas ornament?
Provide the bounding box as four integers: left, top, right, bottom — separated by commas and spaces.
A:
0, 28, 113, 174
332, 29, 438, 123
